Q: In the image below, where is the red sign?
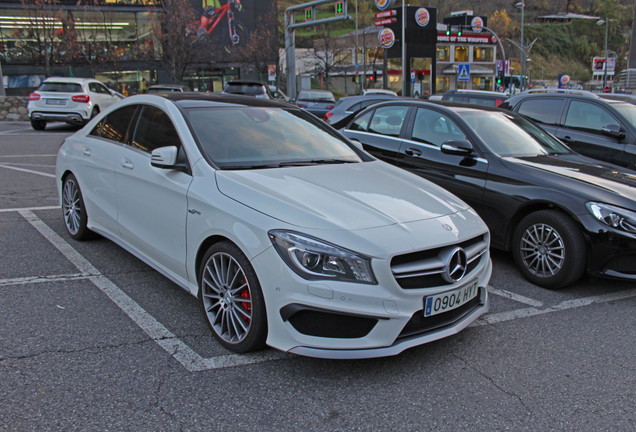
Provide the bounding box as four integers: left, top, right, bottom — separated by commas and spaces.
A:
374, 10, 396, 19
604, 86, 610, 93
374, 18, 396, 26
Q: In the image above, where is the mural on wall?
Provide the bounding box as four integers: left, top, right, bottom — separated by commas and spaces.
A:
189, 0, 276, 59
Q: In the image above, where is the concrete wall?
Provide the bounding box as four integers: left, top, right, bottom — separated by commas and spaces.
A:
0, 97, 29, 121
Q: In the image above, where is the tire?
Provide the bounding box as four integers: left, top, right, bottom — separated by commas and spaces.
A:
31, 118, 46, 131
61, 174, 93, 241
199, 241, 267, 353
512, 210, 586, 289
90, 106, 100, 119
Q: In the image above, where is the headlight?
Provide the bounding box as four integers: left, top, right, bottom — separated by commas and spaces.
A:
586, 202, 636, 234
269, 230, 377, 284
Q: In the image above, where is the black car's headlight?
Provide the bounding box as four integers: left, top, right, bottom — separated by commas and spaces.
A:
587, 202, 636, 234
269, 230, 377, 284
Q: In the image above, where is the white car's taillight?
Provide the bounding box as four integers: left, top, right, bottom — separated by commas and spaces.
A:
29, 93, 41, 101
72, 95, 90, 103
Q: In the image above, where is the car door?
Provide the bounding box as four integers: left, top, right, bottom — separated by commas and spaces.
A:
94, 82, 119, 109
115, 104, 192, 279
555, 99, 627, 167
342, 104, 411, 166
397, 107, 488, 214
75, 104, 138, 237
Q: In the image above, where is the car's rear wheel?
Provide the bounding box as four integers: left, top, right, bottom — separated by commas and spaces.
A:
512, 210, 586, 289
199, 241, 267, 353
90, 106, 100, 119
31, 118, 46, 131
62, 174, 93, 241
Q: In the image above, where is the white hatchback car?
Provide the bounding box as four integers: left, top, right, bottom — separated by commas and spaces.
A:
28, 77, 121, 130
55, 93, 492, 359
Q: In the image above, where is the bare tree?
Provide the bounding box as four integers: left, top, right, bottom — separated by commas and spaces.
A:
154, 0, 198, 83
20, 0, 63, 76
233, 8, 278, 80
313, 25, 351, 89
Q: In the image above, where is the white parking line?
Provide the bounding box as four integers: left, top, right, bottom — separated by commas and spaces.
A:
0, 163, 56, 178
0, 206, 59, 213
18, 209, 287, 371
12, 209, 636, 370
0, 154, 58, 158
488, 287, 544, 307
0, 128, 35, 135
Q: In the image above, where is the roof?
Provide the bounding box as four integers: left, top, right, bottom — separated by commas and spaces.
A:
43, 77, 96, 83
145, 92, 292, 109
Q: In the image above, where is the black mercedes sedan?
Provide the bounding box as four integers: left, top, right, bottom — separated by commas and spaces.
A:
341, 100, 636, 289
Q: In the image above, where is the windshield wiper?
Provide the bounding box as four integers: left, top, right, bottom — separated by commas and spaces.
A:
279, 159, 357, 166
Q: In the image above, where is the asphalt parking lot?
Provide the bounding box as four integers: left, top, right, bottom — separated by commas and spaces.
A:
1, 121, 635, 431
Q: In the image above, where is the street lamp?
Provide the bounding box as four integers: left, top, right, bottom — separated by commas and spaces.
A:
515, 2, 525, 91
596, 18, 609, 89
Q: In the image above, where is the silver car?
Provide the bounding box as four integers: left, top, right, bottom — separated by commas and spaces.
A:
27, 77, 121, 130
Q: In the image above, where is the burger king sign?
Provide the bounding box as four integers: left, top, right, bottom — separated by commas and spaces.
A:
415, 8, 430, 27
378, 28, 395, 49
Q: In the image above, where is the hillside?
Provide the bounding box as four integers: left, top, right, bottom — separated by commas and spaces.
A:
278, 0, 635, 83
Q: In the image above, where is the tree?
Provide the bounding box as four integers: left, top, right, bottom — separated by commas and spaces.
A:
154, 0, 198, 83
313, 24, 350, 90
20, 0, 63, 76
233, 8, 278, 81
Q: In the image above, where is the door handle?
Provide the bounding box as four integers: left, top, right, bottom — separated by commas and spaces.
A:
404, 148, 422, 157
120, 159, 134, 170
82, 147, 91, 156
560, 136, 572, 143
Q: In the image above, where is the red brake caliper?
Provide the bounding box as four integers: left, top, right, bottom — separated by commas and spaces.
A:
240, 278, 251, 325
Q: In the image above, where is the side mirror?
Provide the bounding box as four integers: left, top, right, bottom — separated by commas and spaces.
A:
151, 146, 179, 168
601, 123, 626, 140
440, 139, 474, 156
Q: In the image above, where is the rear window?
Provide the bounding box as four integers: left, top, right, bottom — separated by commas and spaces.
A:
297, 91, 336, 102
39, 82, 82, 93
224, 83, 266, 96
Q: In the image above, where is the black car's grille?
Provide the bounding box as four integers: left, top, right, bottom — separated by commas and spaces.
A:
391, 234, 488, 289
397, 288, 484, 339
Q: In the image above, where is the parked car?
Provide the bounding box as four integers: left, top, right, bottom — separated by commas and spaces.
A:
441, 89, 507, 107
294, 89, 336, 118
27, 77, 121, 130
222, 80, 273, 99
324, 94, 396, 124
500, 92, 636, 170
147, 84, 191, 93
341, 100, 636, 288
55, 93, 492, 358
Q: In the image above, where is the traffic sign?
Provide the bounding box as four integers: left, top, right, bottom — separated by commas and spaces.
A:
604, 86, 610, 93
305, 7, 314, 21
374, 18, 396, 26
335, 1, 345, 16
458, 64, 470, 82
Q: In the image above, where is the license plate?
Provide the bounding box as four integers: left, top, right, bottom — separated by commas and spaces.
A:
424, 280, 479, 317
46, 99, 66, 105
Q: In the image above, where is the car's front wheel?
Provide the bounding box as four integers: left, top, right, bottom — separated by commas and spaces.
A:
31, 118, 46, 131
61, 174, 93, 241
512, 210, 586, 289
199, 241, 267, 353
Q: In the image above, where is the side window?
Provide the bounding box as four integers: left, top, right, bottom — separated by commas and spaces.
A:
100, 105, 138, 143
89, 118, 105, 137
368, 105, 409, 137
347, 102, 363, 113
412, 108, 466, 147
564, 101, 619, 132
96, 83, 110, 94
88, 83, 98, 93
517, 98, 564, 125
131, 106, 181, 153
349, 110, 373, 131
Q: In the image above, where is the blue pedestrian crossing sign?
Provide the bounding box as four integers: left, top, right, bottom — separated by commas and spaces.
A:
458, 64, 470, 82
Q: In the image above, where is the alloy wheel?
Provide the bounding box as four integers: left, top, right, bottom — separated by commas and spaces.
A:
519, 223, 565, 278
62, 178, 82, 236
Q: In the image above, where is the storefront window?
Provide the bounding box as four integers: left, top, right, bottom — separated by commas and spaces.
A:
437, 46, 450, 62
473, 47, 494, 62
454, 46, 469, 62
471, 76, 494, 91
436, 77, 450, 93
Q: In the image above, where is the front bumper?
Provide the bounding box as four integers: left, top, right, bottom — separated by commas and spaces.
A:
252, 237, 492, 359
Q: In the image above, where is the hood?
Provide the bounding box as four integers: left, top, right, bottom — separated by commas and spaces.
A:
216, 161, 469, 230
505, 154, 636, 201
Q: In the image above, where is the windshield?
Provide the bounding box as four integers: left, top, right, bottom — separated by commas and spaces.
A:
297, 91, 336, 102
459, 111, 571, 157
186, 107, 363, 169
610, 101, 636, 129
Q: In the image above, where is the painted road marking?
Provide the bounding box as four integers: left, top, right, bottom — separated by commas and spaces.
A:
0, 163, 56, 178
11, 209, 636, 371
